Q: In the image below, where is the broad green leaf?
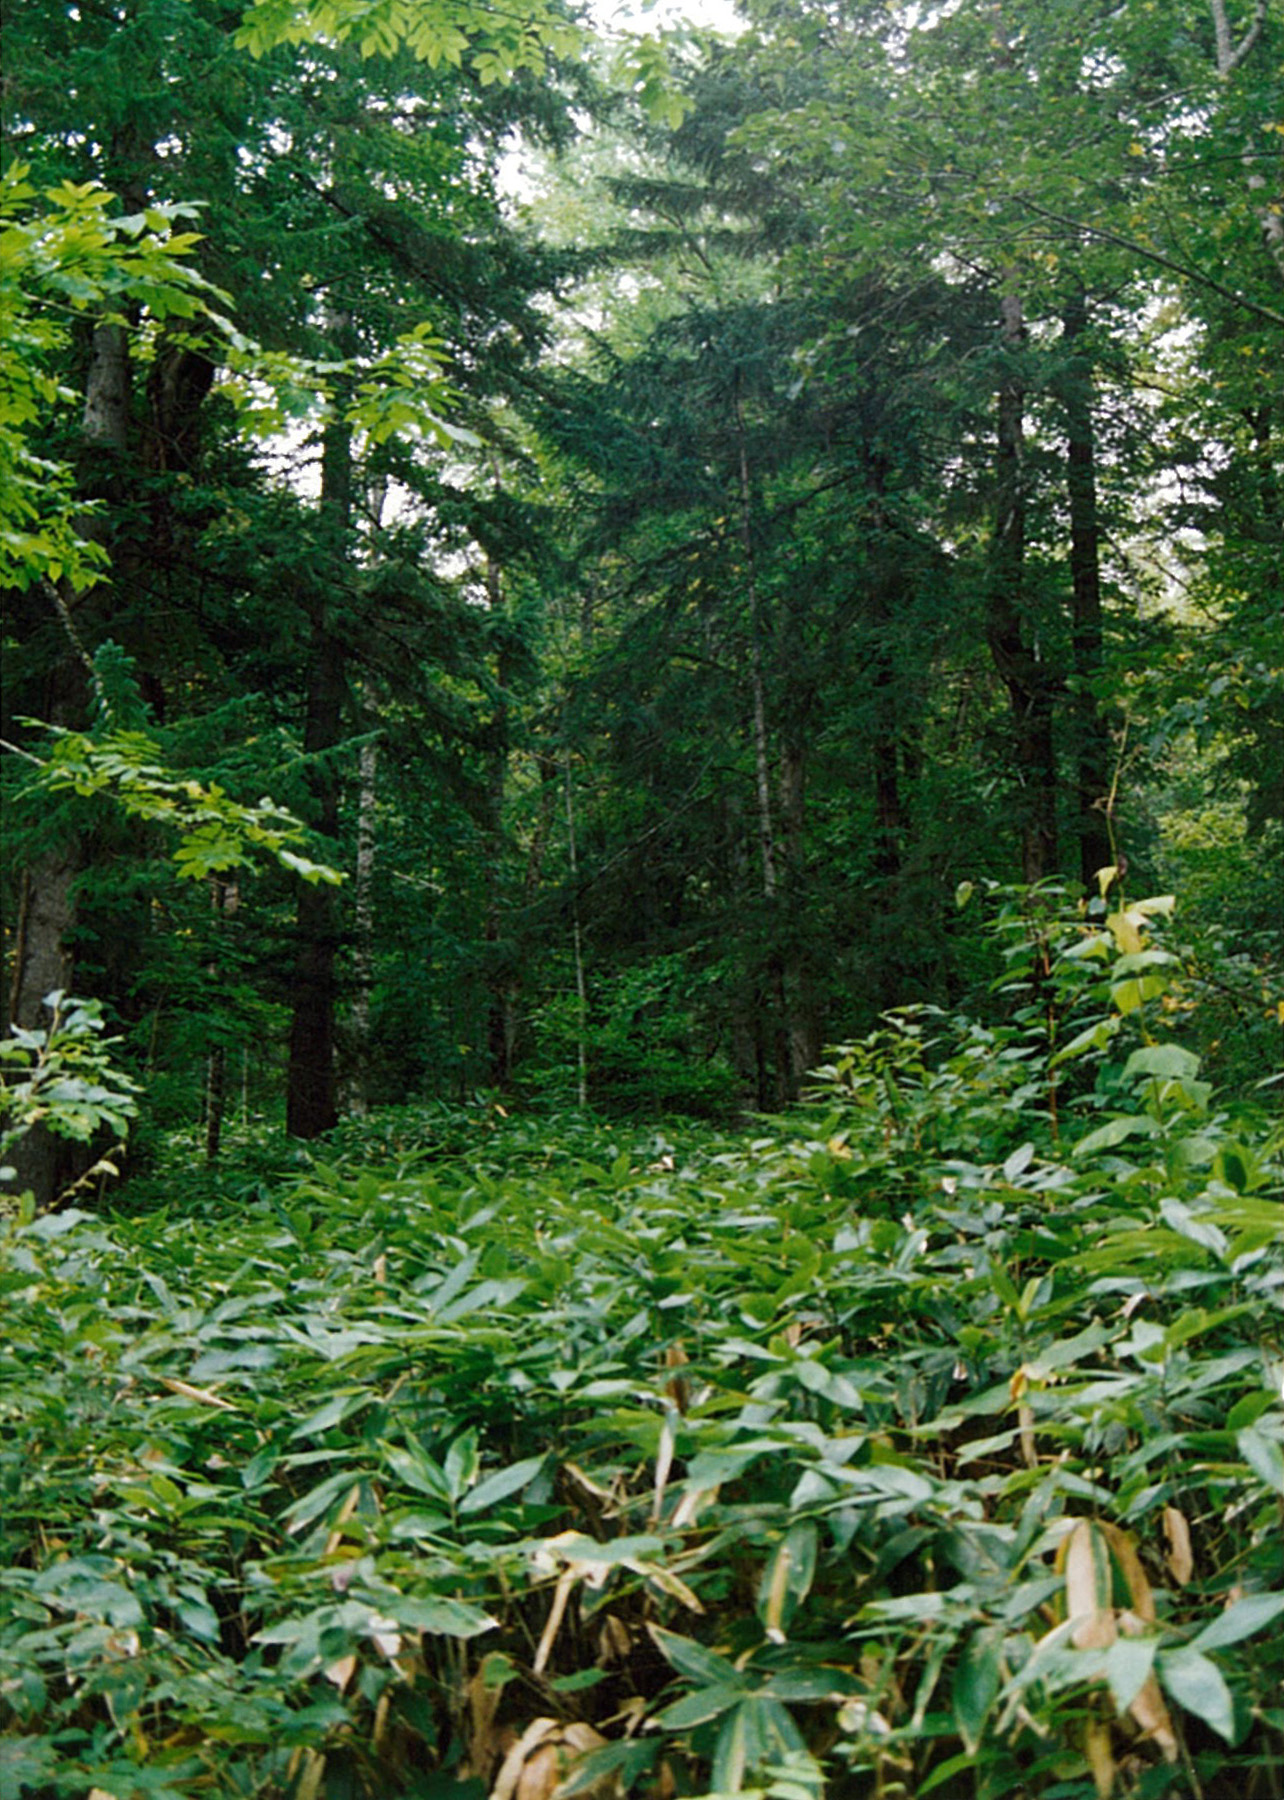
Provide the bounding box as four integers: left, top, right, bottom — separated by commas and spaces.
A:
1191, 1592, 1284, 1653
1101, 1633, 1157, 1715
381, 1441, 453, 1502
1123, 1044, 1202, 1083
655, 1683, 745, 1729
1237, 1425, 1284, 1495
458, 1454, 546, 1515
756, 1520, 818, 1641
1074, 1114, 1160, 1156
650, 1625, 743, 1686
1158, 1648, 1236, 1743
952, 1624, 1004, 1751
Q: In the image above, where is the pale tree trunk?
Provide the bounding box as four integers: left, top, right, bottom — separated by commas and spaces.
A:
4, 857, 80, 1202
1209, 0, 1284, 286
734, 391, 801, 1104
203, 880, 240, 1165
778, 733, 821, 1084
986, 290, 1059, 885
5, 308, 134, 1204
346, 727, 379, 1116
1061, 288, 1115, 888
735, 410, 778, 902
563, 747, 589, 1109
483, 552, 518, 1086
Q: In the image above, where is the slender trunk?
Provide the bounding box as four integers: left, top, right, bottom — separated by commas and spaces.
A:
285, 394, 350, 1140
205, 1045, 226, 1164
986, 291, 1058, 884
347, 728, 378, 1116
484, 553, 517, 1086
734, 391, 798, 1103
563, 747, 588, 1110
1062, 289, 1115, 887
6, 298, 136, 1204
285, 625, 344, 1139
736, 418, 778, 901
779, 722, 820, 1083
3, 856, 80, 1201
204, 878, 238, 1164
1208, 1, 1283, 284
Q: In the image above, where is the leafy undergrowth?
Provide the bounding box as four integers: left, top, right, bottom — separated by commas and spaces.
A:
3, 901, 1283, 1800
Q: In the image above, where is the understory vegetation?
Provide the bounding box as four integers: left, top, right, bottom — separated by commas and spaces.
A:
4, 892, 1281, 1800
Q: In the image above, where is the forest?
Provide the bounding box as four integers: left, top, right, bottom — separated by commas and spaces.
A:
1, 0, 1282, 1796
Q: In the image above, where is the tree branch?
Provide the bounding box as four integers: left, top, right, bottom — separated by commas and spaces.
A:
1210, 0, 1268, 76
1011, 194, 1284, 328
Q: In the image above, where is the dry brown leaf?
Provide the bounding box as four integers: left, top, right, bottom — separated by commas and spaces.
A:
460, 1656, 507, 1780
1084, 1715, 1117, 1798
1096, 1521, 1156, 1622
1064, 1521, 1116, 1652
324, 1484, 362, 1560
1018, 1403, 1037, 1469
295, 1750, 326, 1800
1163, 1506, 1194, 1586
493, 1719, 609, 1800
663, 1342, 689, 1413
1125, 1670, 1179, 1765
651, 1414, 676, 1525
651, 1759, 677, 1800
492, 1718, 562, 1800
533, 1567, 577, 1676
642, 1562, 704, 1613
562, 1463, 613, 1504
597, 1614, 632, 1666
324, 1654, 357, 1692
159, 1376, 238, 1411
670, 1481, 714, 1529
1061, 1523, 1178, 1767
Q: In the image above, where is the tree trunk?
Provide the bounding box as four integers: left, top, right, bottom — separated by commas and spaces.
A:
346, 727, 379, 1116
734, 389, 801, 1104
5, 302, 136, 1205
986, 291, 1059, 884
285, 624, 344, 1139
1208, 0, 1284, 285
285, 396, 351, 1140
204, 879, 239, 1164
563, 744, 589, 1110
1062, 288, 1115, 887
778, 733, 821, 1084
4, 856, 80, 1201
484, 553, 517, 1086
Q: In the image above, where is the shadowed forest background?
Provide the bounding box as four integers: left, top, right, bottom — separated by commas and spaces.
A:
1, 1, 1282, 1797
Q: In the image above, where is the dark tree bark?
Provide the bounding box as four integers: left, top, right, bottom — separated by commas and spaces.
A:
986, 292, 1059, 884
285, 401, 351, 1140
1061, 288, 1114, 887
484, 553, 517, 1087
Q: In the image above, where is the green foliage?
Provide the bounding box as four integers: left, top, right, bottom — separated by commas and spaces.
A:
3, 896, 1281, 1797
35, 726, 345, 886
0, 163, 216, 593
0, 992, 139, 1193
